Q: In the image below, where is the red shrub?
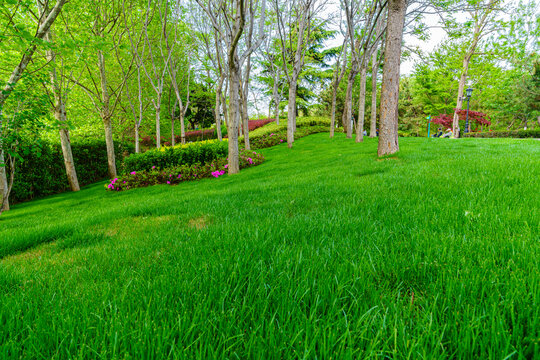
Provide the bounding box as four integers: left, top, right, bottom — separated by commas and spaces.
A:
243, 118, 275, 132
431, 114, 453, 129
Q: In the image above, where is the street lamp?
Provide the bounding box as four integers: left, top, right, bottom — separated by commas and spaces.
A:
464, 87, 473, 134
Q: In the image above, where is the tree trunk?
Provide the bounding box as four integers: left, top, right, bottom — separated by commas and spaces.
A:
43, 31, 80, 191
228, 68, 241, 174
221, 90, 228, 130
171, 117, 175, 147
344, 68, 358, 139
0, 149, 8, 211
452, 56, 470, 138
377, 0, 407, 157
330, 84, 338, 138
242, 57, 251, 150
287, 77, 298, 148
215, 75, 224, 141
272, 79, 280, 125
356, 64, 368, 142
370, 49, 379, 138
57, 105, 80, 191
135, 123, 140, 153
98, 50, 117, 178
155, 98, 161, 149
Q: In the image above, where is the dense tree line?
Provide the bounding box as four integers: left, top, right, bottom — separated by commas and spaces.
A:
0, 0, 538, 214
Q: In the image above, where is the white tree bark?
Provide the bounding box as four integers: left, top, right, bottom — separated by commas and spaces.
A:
370, 46, 380, 138
355, 64, 368, 142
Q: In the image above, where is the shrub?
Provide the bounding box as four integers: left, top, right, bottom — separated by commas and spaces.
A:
122, 140, 228, 174
108, 149, 264, 191
464, 129, 540, 139
245, 118, 275, 132
8, 138, 133, 204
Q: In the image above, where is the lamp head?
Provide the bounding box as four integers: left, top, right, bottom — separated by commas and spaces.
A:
466, 87, 473, 98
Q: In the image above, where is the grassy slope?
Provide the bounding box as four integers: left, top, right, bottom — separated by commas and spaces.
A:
1, 134, 539, 359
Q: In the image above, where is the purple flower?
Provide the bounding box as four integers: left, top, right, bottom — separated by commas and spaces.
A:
130, 171, 136, 175
177, 174, 182, 178
225, 164, 228, 169
280, 139, 283, 143
248, 158, 253, 164
123, 181, 126, 184
152, 166, 156, 169
167, 181, 171, 184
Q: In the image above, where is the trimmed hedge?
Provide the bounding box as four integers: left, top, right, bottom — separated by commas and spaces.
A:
464, 129, 539, 139
8, 139, 133, 204
107, 150, 264, 192
122, 140, 228, 174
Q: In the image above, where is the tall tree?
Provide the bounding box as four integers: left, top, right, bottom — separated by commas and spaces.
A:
37, 0, 80, 192
274, 0, 317, 148
377, 0, 407, 156
0, 0, 68, 211
197, 0, 266, 174
447, 0, 503, 137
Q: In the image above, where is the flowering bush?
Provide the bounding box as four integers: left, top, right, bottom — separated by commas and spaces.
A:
123, 140, 228, 173
107, 150, 264, 191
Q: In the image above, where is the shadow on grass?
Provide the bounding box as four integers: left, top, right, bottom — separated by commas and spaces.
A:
356, 168, 388, 177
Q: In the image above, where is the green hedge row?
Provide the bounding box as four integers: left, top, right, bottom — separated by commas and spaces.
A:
8, 139, 133, 204
122, 140, 228, 174
464, 129, 539, 138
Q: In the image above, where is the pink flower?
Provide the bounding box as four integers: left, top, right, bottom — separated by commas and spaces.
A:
225, 164, 228, 169
178, 174, 182, 178
123, 181, 126, 184
248, 158, 253, 164
280, 139, 283, 143
167, 181, 171, 184
130, 171, 136, 175
152, 166, 156, 169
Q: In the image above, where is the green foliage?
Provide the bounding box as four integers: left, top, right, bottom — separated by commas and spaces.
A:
122, 140, 228, 174
0, 135, 538, 358
464, 129, 540, 138
8, 138, 133, 204
108, 150, 264, 191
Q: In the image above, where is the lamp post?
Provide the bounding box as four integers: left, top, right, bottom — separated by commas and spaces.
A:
464, 87, 473, 134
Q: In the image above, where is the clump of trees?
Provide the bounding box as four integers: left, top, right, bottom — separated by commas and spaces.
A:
0, 0, 538, 214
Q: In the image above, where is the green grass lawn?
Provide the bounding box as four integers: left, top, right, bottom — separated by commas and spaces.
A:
1, 134, 539, 359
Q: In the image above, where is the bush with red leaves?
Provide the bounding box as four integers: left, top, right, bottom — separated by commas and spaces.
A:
431, 114, 453, 129
243, 118, 275, 132
431, 110, 491, 130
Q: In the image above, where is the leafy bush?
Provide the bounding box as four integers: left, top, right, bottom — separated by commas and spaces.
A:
245, 118, 275, 131
464, 129, 539, 138
8, 138, 133, 204
122, 140, 228, 174
108, 150, 264, 191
